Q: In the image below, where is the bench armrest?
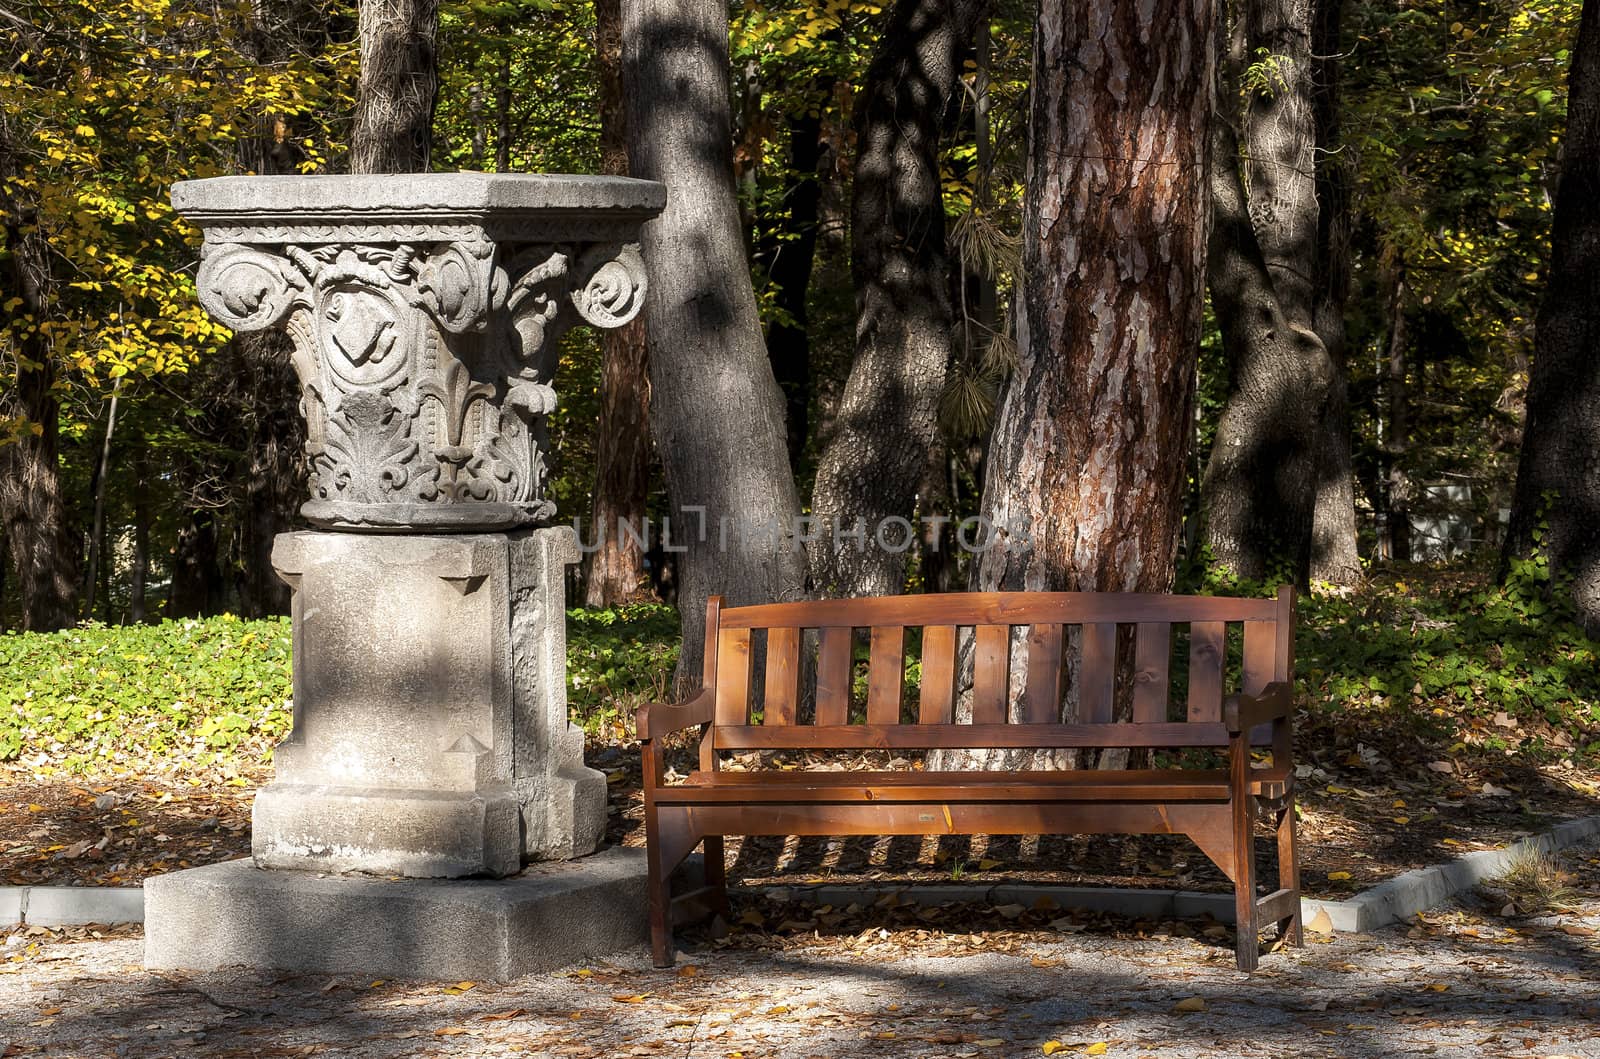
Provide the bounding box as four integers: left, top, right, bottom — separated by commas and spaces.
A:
1223, 681, 1294, 734
636, 690, 715, 741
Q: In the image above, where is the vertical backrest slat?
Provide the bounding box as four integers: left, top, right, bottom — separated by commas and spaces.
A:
1187, 620, 1226, 723
866, 626, 905, 724
1132, 622, 1170, 723
918, 624, 957, 723
714, 627, 752, 727
764, 626, 801, 725
815, 626, 853, 726
1024, 623, 1064, 723
1276, 585, 1296, 683
973, 624, 1010, 724
1080, 622, 1117, 723
1241, 620, 1276, 697
701, 596, 723, 771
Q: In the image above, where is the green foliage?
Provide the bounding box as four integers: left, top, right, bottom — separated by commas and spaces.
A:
563, 603, 680, 733
0, 616, 294, 773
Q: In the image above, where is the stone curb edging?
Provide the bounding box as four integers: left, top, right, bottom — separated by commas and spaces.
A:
739, 812, 1600, 935
2, 885, 145, 928
5, 814, 1598, 932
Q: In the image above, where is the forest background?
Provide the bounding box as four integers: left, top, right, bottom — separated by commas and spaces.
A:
0, 0, 1594, 667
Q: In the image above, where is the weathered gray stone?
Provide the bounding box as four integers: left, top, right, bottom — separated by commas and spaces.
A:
21, 886, 144, 926
255, 527, 601, 876
170, 173, 665, 532
143, 849, 652, 981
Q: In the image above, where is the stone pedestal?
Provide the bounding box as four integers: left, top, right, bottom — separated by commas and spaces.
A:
146, 173, 667, 979
253, 528, 603, 877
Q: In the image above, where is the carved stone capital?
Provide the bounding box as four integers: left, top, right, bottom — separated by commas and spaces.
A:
174, 174, 664, 532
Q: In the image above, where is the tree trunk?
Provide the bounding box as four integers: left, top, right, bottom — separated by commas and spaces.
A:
1200, 0, 1331, 586
350, 0, 438, 174
84, 380, 120, 616
1381, 269, 1412, 562
0, 126, 79, 631
935, 0, 1215, 770
130, 468, 150, 623
759, 104, 828, 469
1306, 0, 1361, 585
622, 0, 809, 688
1504, 0, 1600, 630
807, 0, 989, 598
583, 0, 652, 609
167, 508, 224, 619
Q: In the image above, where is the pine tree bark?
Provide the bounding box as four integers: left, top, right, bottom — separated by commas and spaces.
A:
1504, 0, 1600, 630
935, 0, 1215, 769
1201, 0, 1332, 586
350, 0, 438, 174
583, 0, 653, 609
1306, 0, 1362, 585
621, 0, 809, 688
0, 122, 79, 631
807, 0, 989, 598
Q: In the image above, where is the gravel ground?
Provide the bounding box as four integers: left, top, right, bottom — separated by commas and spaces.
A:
3, 842, 1599, 1059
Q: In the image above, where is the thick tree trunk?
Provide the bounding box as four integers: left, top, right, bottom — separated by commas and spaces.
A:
0, 127, 78, 631
622, 0, 809, 688
1201, 0, 1331, 586
1306, 0, 1362, 585
807, 0, 988, 598
935, 0, 1215, 769
582, 0, 653, 609
1504, 0, 1600, 630
350, 0, 438, 174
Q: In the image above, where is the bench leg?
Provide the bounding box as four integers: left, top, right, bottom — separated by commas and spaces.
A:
1231, 750, 1260, 972
703, 834, 728, 919
645, 802, 675, 969
1275, 797, 1303, 948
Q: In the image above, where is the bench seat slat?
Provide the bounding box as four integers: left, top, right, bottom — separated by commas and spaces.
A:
655, 768, 1289, 805
713, 721, 1232, 749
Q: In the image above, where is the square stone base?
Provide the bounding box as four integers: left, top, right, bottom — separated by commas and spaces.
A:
144, 848, 651, 982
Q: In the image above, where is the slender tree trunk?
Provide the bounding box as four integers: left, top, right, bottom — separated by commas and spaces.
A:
1307, 0, 1361, 585
583, 0, 653, 609
0, 126, 78, 631
167, 509, 224, 619
935, 0, 1215, 770
807, 0, 989, 598
130, 468, 150, 623
1504, 0, 1600, 630
622, 0, 809, 689
1201, 0, 1331, 586
759, 104, 828, 468
350, 0, 438, 173
1382, 269, 1412, 562
84, 380, 120, 616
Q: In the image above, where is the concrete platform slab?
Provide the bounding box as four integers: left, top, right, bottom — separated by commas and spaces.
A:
143, 846, 651, 982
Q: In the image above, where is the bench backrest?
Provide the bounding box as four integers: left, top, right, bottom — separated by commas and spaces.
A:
701, 588, 1295, 753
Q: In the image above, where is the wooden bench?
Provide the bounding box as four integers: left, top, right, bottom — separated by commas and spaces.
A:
636, 588, 1301, 971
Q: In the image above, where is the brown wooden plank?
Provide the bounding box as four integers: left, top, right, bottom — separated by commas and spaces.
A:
657, 770, 1233, 804
1080, 622, 1117, 723
763, 626, 801, 725
1275, 584, 1296, 682
1024, 623, 1063, 724
973, 624, 1010, 724
866, 626, 905, 724
718, 591, 1281, 630
713, 721, 1231, 750
714, 628, 752, 726
814, 626, 853, 726
652, 801, 1229, 842
702, 596, 723, 688
1187, 621, 1226, 723
1241, 620, 1275, 697
918, 625, 957, 724
1132, 622, 1170, 723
